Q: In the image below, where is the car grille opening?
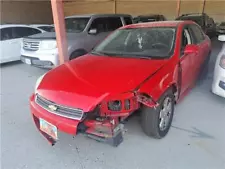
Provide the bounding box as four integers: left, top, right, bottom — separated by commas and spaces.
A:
23, 39, 40, 51
35, 94, 84, 120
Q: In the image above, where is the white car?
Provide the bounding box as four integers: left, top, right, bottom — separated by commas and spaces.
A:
29, 24, 54, 32
212, 35, 225, 98
0, 24, 44, 64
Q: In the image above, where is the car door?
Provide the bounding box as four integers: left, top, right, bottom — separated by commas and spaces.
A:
86, 17, 123, 51
188, 24, 209, 80
179, 25, 197, 94
0, 27, 16, 63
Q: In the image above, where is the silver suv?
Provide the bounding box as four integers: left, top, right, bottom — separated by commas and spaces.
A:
21, 14, 133, 68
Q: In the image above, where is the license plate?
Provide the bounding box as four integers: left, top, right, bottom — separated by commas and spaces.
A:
39, 118, 57, 140
25, 58, 31, 64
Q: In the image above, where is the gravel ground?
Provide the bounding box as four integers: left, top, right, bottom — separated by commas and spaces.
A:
1, 39, 225, 169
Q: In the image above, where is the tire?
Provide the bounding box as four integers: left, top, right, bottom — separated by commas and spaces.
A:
69, 50, 87, 60
141, 89, 175, 139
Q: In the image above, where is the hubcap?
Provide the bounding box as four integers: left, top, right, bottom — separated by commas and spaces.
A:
159, 97, 172, 131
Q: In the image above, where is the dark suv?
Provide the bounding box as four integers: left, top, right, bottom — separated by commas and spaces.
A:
176, 13, 216, 38
133, 14, 166, 23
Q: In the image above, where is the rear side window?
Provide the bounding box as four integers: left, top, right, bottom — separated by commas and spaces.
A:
13, 27, 42, 38
189, 24, 205, 44
107, 17, 123, 30
38, 26, 54, 32
90, 17, 122, 32
0, 28, 13, 41
123, 17, 133, 25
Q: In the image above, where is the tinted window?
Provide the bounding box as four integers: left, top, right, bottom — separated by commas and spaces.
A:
13, 27, 41, 38
38, 26, 54, 32
90, 17, 122, 32
0, 28, 13, 41
108, 17, 123, 30
139, 16, 158, 22
189, 24, 205, 44
123, 17, 133, 25
65, 17, 90, 33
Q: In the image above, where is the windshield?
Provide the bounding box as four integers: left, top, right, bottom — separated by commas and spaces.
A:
93, 27, 176, 58
65, 17, 90, 33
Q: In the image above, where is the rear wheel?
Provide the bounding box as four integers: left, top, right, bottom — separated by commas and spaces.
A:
141, 89, 175, 138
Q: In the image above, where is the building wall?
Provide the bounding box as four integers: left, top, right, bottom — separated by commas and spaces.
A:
1, 1, 53, 24
64, 0, 225, 22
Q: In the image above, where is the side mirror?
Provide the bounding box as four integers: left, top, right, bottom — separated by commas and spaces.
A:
88, 28, 97, 35
218, 35, 225, 42
184, 44, 199, 55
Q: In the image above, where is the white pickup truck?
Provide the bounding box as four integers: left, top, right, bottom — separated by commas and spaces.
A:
21, 14, 133, 68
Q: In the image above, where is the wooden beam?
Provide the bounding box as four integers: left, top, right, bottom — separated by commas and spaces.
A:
114, 0, 117, 14
51, 0, 68, 65
176, 0, 181, 18
202, 0, 206, 13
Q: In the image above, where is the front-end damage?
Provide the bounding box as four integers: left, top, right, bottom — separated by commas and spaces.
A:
30, 91, 159, 147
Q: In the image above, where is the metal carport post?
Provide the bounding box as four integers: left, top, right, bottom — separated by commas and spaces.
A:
51, 0, 68, 65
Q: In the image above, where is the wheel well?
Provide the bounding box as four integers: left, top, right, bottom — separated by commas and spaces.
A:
171, 84, 178, 103
69, 49, 87, 60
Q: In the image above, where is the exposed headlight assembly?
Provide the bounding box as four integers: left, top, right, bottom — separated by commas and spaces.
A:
35, 74, 46, 94
40, 40, 57, 50
108, 100, 122, 111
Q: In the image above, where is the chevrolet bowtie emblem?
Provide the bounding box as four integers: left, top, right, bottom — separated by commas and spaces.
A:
48, 105, 57, 111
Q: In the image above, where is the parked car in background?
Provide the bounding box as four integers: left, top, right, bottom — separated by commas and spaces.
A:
0, 24, 44, 64
212, 35, 225, 98
133, 14, 166, 23
30, 24, 55, 32
30, 21, 211, 146
176, 13, 216, 38
216, 22, 225, 35
21, 14, 133, 68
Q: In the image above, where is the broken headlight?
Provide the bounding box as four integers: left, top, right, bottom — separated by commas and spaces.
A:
108, 100, 122, 111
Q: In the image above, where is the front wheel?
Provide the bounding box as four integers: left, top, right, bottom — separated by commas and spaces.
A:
141, 89, 175, 139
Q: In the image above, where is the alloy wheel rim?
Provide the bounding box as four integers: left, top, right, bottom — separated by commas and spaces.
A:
159, 97, 172, 131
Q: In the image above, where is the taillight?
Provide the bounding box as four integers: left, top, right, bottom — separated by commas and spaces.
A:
219, 55, 225, 69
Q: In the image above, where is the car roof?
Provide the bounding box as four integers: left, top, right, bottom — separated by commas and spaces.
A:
123, 21, 190, 29
65, 14, 132, 19
135, 14, 163, 17
0, 24, 44, 29
29, 24, 54, 27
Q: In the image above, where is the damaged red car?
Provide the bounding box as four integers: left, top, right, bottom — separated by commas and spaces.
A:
30, 21, 211, 146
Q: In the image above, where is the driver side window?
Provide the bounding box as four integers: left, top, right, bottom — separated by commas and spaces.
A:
181, 28, 192, 55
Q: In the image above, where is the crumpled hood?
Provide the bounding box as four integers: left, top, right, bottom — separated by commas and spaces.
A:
37, 54, 168, 111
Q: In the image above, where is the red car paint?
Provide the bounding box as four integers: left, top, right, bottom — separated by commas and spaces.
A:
30, 21, 211, 145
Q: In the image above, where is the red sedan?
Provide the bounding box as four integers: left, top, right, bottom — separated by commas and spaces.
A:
30, 21, 211, 146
